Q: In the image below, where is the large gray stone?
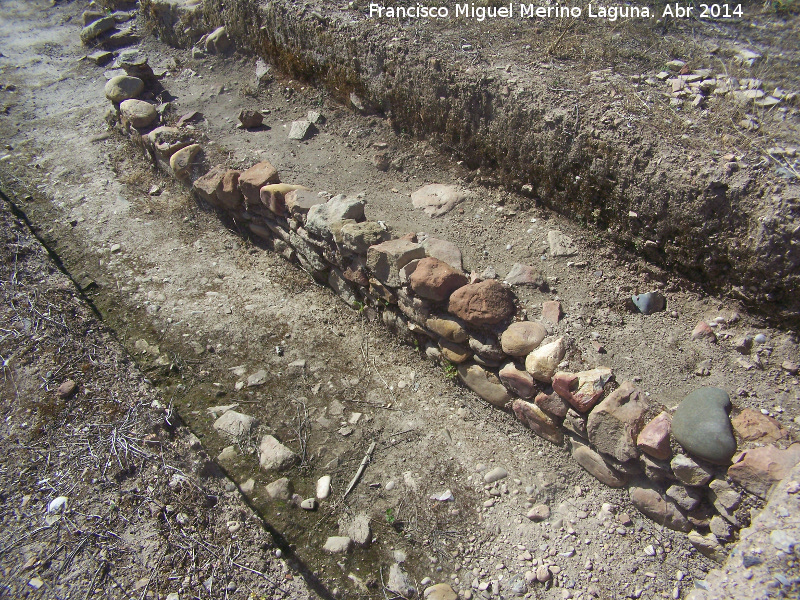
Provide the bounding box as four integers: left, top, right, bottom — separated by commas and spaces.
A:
80, 16, 115, 43
212, 410, 256, 439
671, 454, 715, 486
307, 195, 366, 240
672, 388, 736, 465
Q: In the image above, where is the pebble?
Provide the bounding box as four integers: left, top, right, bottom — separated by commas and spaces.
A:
535, 565, 551, 582
484, 467, 508, 484
56, 379, 78, 399
316, 475, 332, 499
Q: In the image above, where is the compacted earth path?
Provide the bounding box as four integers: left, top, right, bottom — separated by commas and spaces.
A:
1, 2, 799, 599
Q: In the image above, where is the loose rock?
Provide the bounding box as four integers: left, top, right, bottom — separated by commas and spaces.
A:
265, 477, 293, 500
119, 99, 157, 129
411, 184, 468, 217
169, 144, 201, 180
56, 380, 77, 399
288, 120, 316, 140
316, 475, 332, 499
731, 408, 787, 443
323, 536, 352, 554
258, 435, 298, 471
205, 26, 231, 53
691, 321, 717, 342
425, 583, 457, 600
484, 467, 508, 483
631, 291, 666, 315
504, 263, 547, 288
212, 410, 255, 438
80, 16, 115, 43
238, 109, 263, 128
547, 230, 578, 257
387, 563, 416, 598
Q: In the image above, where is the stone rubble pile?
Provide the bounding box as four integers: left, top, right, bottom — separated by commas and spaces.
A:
99, 44, 799, 569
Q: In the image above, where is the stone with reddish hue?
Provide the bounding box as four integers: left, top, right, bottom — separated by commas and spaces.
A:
731, 408, 788, 444
458, 364, 512, 408
238, 161, 280, 203
552, 367, 614, 413
410, 257, 468, 301
727, 443, 800, 499
671, 387, 736, 465
637, 411, 672, 460
541, 301, 562, 324
439, 340, 471, 364
367, 239, 426, 287
525, 338, 566, 383
192, 165, 225, 206
512, 400, 563, 445
630, 486, 690, 531
499, 362, 536, 399
419, 235, 463, 270
57, 380, 78, 399
217, 170, 242, 210
238, 109, 263, 128
534, 389, 569, 418
572, 445, 626, 487
500, 321, 547, 357
692, 321, 717, 342
505, 263, 547, 288
285, 189, 324, 218
342, 258, 369, 287
587, 381, 650, 462
448, 280, 515, 326
426, 316, 468, 343
671, 454, 714, 486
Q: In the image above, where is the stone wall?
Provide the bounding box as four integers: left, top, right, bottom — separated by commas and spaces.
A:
99, 43, 800, 567
135, 0, 800, 327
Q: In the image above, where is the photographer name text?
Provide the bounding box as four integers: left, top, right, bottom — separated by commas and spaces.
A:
368, 3, 744, 22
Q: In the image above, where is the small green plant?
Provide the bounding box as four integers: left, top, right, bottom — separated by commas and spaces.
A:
353, 300, 365, 312
442, 361, 458, 380
385, 508, 396, 524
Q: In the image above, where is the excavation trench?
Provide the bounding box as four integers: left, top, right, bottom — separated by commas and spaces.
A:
136, 0, 800, 326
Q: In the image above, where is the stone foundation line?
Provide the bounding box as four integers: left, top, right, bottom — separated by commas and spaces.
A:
96, 32, 798, 566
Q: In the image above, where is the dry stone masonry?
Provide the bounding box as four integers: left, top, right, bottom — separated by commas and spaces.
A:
99, 36, 799, 574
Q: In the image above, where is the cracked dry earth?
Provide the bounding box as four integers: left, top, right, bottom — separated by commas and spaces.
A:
1, 2, 800, 600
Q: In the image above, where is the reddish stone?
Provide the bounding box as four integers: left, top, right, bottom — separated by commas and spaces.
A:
731, 408, 788, 444
541, 301, 562, 324
260, 187, 286, 216
218, 170, 242, 210
238, 160, 280, 203
512, 399, 563, 445
637, 411, 673, 460
728, 444, 800, 499
691, 321, 717, 342
342, 258, 369, 287
192, 165, 225, 207
534, 389, 569, 418
410, 257, 468, 302
447, 280, 515, 326
499, 363, 536, 399
57, 380, 78, 399
552, 368, 614, 413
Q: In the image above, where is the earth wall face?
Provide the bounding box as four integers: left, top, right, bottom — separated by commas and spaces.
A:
141, 0, 800, 325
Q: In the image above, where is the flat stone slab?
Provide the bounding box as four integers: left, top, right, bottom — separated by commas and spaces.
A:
411, 184, 468, 217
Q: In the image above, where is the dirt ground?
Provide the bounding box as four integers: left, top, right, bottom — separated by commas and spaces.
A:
1, 1, 799, 599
